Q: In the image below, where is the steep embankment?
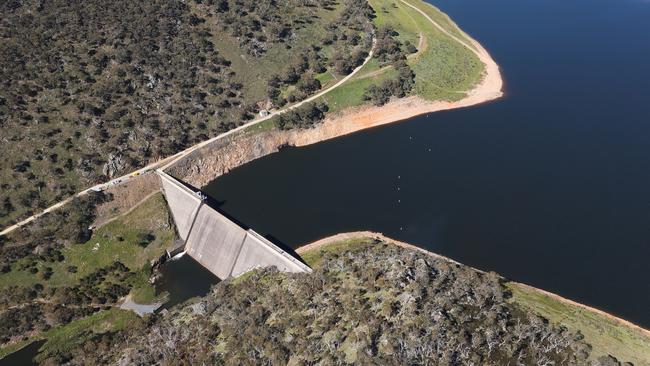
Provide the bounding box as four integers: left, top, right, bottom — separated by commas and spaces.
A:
297, 232, 650, 365
47, 234, 648, 365
288, 0, 502, 146
167, 0, 502, 186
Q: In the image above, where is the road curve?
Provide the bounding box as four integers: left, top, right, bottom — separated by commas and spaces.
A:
1, 0, 502, 237
2, 2, 503, 237
0, 38, 376, 236
399, 0, 502, 102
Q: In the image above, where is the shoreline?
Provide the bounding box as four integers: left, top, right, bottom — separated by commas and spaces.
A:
287, 1, 503, 147
295, 231, 650, 338
0, 0, 502, 235
167, 24, 503, 187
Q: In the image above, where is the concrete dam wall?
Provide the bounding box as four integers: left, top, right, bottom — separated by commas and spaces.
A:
158, 170, 311, 279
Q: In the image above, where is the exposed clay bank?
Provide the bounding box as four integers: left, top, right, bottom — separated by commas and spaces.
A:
198, 0, 650, 328
166, 0, 503, 186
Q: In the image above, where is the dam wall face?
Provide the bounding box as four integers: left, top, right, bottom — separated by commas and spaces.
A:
159, 174, 202, 241
184, 206, 248, 279
158, 171, 311, 279
230, 230, 309, 276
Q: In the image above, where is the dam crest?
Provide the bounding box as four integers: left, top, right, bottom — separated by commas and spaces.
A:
157, 170, 311, 279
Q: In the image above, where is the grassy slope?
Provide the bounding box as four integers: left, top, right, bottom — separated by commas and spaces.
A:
508, 283, 650, 365
0, 309, 140, 362
402, 0, 483, 100
0, 193, 174, 361
322, 0, 484, 112
300, 237, 376, 267
298, 236, 650, 365
405, 0, 477, 51
0, 193, 174, 293
34, 309, 139, 363
195, 1, 346, 104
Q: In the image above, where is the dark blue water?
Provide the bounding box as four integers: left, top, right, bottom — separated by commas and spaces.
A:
205, 0, 650, 327
0, 340, 44, 366
156, 255, 219, 309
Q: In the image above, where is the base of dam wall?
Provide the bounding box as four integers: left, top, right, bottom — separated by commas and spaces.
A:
230, 230, 309, 277
158, 170, 311, 279
159, 173, 202, 241
185, 205, 248, 279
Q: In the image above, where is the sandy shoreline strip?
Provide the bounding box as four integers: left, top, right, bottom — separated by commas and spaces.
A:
296, 231, 650, 338
293, 1, 650, 343
290, 1, 503, 146
0, 0, 502, 236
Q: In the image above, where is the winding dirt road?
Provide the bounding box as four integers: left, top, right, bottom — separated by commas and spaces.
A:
288, 0, 503, 146
1, 0, 503, 236
0, 38, 377, 236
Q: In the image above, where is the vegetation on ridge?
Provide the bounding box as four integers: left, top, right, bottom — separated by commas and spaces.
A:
0, 192, 174, 351
0, 0, 373, 228
33, 240, 637, 365
321, 0, 484, 111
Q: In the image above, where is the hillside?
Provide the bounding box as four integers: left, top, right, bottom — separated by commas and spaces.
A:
0, 0, 373, 228
1, 184, 648, 364
30, 238, 647, 365
0, 0, 493, 233
0, 0, 497, 361
0, 191, 175, 355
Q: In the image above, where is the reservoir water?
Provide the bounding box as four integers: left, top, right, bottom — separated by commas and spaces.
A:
204, 0, 650, 327
156, 254, 219, 310
0, 340, 45, 366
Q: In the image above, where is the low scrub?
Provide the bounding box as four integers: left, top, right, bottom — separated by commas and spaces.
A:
50, 241, 630, 365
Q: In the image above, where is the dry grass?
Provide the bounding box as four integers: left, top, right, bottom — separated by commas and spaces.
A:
509, 283, 650, 365
93, 172, 161, 228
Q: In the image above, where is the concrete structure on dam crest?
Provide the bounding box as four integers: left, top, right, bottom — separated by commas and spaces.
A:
157, 170, 311, 279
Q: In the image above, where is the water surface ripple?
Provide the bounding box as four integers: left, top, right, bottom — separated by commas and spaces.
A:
205, 0, 650, 327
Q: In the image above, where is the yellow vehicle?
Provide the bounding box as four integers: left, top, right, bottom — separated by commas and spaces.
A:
131, 171, 141, 177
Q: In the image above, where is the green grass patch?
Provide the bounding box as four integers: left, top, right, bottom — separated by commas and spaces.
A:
230, 269, 259, 285
316, 71, 338, 89
0, 339, 33, 360
323, 68, 398, 111
402, 0, 477, 50
299, 237, 378, 268
0, 309, 139, 362
353, 58, 383, 77
372, 0, 421, 43
383, 0, 483, 101
34, 309, 140, 363
128, 263, 161, 304
320, 0, 484, 109
0, 193, 174, 292
240, 118, 278, 137
508, 282, 650, 365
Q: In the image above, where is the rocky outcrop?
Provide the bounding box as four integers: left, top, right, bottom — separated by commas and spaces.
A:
165, 96, 457, 188
102, 153, 127, 178
164, 97, 442, 188
166, 130, 294, 188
